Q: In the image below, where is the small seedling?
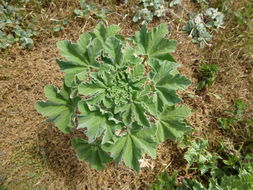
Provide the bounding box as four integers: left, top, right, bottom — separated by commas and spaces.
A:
204, 8, 224, 28
218, 99, 248, 130
74, 0, 110, 23
51, 19, 68, 33
13, 26, 34, 49
0, 32, 15, 49
193, 0, 208, 5
133, 0, 168, 25
197, 64, 218, 90
169, 0, 182, 7
74, 0, 95, 18
184, 8, 224, 48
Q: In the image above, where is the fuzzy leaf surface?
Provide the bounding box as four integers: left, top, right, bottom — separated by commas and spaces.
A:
103, 127, 157, 171
90, 23, 120, 45
114, 101, 150, 127
72, 138, 112, 170
131, 24, 177, 60
35, 85, 78, 133
156, 106, 191, 142
57, 34, 103, 86
149, 59, 191, 112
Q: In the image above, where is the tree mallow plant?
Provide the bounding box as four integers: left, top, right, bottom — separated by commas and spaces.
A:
36, 23, 191, 171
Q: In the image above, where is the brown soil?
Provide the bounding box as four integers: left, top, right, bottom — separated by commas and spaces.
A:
0, 0, 252, 189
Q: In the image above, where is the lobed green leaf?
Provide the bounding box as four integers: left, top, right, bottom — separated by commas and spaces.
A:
156, 106, 192, 142
131, 24, 177, 60
35, 85, 79, 133
103, 127, 157, 171
72, 138, 112, 170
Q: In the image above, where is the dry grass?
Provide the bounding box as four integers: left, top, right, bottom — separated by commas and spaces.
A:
0, 0, 252, 189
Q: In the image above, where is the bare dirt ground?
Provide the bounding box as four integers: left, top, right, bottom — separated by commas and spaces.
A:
0, 0, 252, 189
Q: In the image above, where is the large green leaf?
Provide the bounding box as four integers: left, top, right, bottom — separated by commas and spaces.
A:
78, 104, 107, 143
57, 34, 102, 86
56, 59, 87, 87
72, 138, 112, 170
156, 106, 191, 142
103, 127, 157, 171
153, 74, 190, 112
154, 89, 182, 113
122, 45, 142, 66
149, 59, 190, 90
84, 38, 103, 67
148, 59, 191, 112
35, 85, 78, 133
129, 64, 145, 80
148, 58, 179, 82
78, 81, 106, 97
104, 37, 142, 68
155, 74, 191, 91
104, 37, 123, 66
90, 23, 120, 45
57, 33, 92, 65
140, 94, 158, 116
131, 24, 177, 60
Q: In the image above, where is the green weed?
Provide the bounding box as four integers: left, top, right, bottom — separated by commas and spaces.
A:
74, 0, 110, 23
151, 138, 253, 190
197, 64, 218, 90
51, 18, 68, 34
184, 8, 224, 48
0, 0, 34, 49
218, 99, 248, 130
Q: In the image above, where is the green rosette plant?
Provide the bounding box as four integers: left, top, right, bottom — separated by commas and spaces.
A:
36, 23, 192, 171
